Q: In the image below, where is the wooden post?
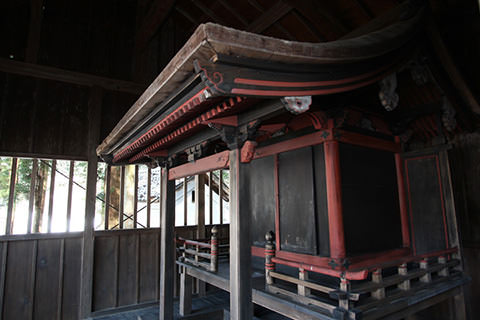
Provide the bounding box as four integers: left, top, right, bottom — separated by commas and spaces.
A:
229, 149, 253, 320
209, 172, 213, 224
438, 256, 449, 277
27, 158, 38, 234
134, 165, 138, 228
339, 275, 350, 310
371, 268, 385, 299
394, 144, 411, 248
79, 86, 102, 319
147, 167, 151, 228
47, 159, 57, 233
398, 263, 411, 291
104, 165, 111, 230
298, 268, 310, 296
419, 259, 432, 283
219, 169, 223, 224
159, 167, 175, 320
265, 231, 275, 286
67, 160, 75, 232
119, 166, 125, 229
183, 177, 188, 225
5, 157, 17, 235
210, 226, 218, 272
324, 140, 346, 259
179, 267, 192, 316
196, 174, 206, 295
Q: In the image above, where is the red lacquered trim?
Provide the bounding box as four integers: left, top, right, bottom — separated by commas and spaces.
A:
251, 246, 264, 257
253, 130, 331, 160
272, 257, 368, 281
335, 129, 400, 153
435, 155, 450, 249
275, 250, 332, 269
394, 139, 410, 248
324, 140, 346, 259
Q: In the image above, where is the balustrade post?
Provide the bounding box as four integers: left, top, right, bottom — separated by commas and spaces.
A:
339, 275, 350, 310
265, 231, 275, 286
210, 226, 218, 272
419, 259, 432, 283
438, 256, 449, 277
398, 263, 411, 290
298, 268, 310, 296
371, 268, 385, 299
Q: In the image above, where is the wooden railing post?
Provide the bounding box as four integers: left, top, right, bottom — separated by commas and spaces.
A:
179, 266, 192, 316
339, 275, 350, 310
298, 268, 310, 296
419, 259, 432, 283
438, 256, 449, 277
371, 268, 385, 299
398, 263, 411, 291
210, 226, 218, 272
265, 231, 275, 286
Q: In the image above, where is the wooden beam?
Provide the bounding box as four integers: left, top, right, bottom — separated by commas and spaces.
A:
147, 167, 151, 228
120, 166, 125, 229
247, 1, 293, 33
340, 1, 410, 40
427, 18, 480, 116
79, 86, 103, 319
134, 165, 139, 228
184, 177, 188, 226
135, 0, 176, 53
196, 174, 206, 239
168, 151, 230, 180
229, 149, 253, 319
0, 58, 145, 94
192, 0, 229, 26
289, 0, 349, 38
159, 167, 176, 320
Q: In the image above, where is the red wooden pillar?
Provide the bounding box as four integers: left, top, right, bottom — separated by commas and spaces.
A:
394, 137, 410, 248
324, 140, 346, 260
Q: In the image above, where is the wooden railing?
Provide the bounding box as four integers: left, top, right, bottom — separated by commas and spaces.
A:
177, 226, 229, 272
264, 231, 462, 319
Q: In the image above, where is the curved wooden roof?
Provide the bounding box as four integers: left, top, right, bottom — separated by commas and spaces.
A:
97, 1, 425, 163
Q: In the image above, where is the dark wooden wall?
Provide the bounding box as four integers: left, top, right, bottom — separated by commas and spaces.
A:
0, 233, 83, 320
449, 132, 480, 319
0, 225, 229, 319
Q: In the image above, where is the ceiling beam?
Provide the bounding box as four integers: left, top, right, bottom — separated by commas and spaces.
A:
247, 1, 293, 33
0, 58, 145, 94
289, 0, 349, 39
135, 0, 176, 53
191, 0, 229, 26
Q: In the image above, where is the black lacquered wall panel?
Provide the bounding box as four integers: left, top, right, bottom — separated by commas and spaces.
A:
340, 143, 402, 256
405, 155, 447, 254
244, 156, 276, 247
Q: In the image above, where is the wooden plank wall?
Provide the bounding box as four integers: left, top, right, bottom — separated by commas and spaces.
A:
448, 133, 480, 320
0, 224, 229, 319
0, 233, 83, 320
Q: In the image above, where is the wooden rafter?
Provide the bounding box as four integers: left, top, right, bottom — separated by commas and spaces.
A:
247, 1, 293, 33
135, 0, 176, 53
289, 0, 349, 39
0, 58, 145, 94
191, 0, 229, 26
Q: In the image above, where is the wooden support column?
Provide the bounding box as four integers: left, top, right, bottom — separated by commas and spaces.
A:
27, 159, 38, 233
229, 149, 253, 320
394, 138, 410, 248
324, 140, 346, 259
67, 160, 75, 232
5, 157, 17, 235
159, 168, 175, 320
179, 267, 192, 316
79, 86, 102, 319
195, 174, 206, 296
